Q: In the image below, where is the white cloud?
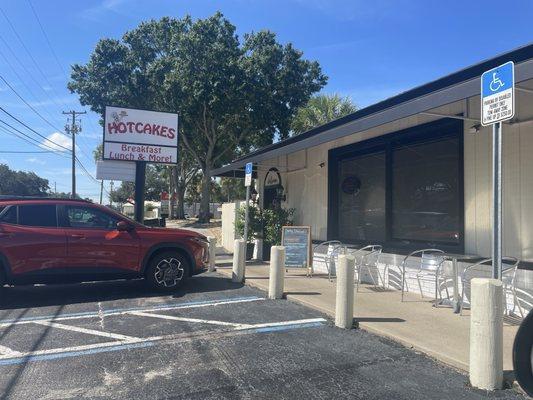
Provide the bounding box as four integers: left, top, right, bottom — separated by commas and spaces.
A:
40, 132, 72, 152
26, 157, 46, 165
81, 0, 130, 20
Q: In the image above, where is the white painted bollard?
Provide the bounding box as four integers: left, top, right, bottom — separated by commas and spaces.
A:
268, 246, 285, 299
469, 278, 503, 390
207, 236, 216, 272
335, 254, 355, 329
232, 239, 246, 283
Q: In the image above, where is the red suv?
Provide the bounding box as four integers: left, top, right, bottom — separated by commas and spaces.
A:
0, 197, 209, 291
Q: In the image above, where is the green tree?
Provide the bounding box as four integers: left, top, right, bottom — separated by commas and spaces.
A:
68, 13, 326, 222
290, 94, 357, 135
110, 165, 168, 204
0, 164, 49, 196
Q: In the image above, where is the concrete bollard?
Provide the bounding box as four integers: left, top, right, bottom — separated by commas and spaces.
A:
469, 278, 503, 390
335, 254, 355, 329
268, 246, 285, 299
232, 239, 246, 283
207, 236, 217, 272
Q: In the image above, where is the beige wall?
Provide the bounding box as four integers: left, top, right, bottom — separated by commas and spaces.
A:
464, 120, 533, 261
257, 116, 533, 262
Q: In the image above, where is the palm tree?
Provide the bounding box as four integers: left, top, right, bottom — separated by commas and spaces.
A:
291, 94, 357, 135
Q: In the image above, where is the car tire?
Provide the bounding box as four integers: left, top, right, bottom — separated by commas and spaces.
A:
145, 251, 189, 292
513, 309, 533, 396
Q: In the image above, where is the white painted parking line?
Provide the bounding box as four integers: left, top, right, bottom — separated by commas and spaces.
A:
0, 345, 22, 357
0, 340, 140, 361
32, 321, 140, 342
0, 297, 266, 328
129, 311, 252, 328
236, 318, 327, 331
0, 317, 328, 364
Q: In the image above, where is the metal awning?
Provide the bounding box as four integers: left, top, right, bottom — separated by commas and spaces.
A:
212, 43, 533, 178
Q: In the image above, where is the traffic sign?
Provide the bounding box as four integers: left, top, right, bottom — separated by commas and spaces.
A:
481, 61, 514, 126
244, 162, 253, 187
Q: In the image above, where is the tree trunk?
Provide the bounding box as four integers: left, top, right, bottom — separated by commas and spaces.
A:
175, 179, 186, 219
169, 166, 178, 219
198, 166, 211, 223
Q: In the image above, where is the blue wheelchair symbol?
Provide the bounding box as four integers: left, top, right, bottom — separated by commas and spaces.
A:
482, 61, 514, 98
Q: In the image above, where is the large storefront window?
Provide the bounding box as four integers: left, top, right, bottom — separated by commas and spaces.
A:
392, 138, 460, 243
338, 151, 385, 241
329, 119, 463, 252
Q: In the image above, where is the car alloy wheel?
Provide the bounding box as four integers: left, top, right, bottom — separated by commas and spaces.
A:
153, 257, 184, 287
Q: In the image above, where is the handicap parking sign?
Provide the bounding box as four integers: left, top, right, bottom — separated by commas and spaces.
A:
244, 162, 253, 187
481, 61, 514, 126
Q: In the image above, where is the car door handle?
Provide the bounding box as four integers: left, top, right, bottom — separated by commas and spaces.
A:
70, 234, 86, 239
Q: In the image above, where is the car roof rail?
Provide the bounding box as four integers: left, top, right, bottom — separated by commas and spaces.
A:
0, 195, 93, 203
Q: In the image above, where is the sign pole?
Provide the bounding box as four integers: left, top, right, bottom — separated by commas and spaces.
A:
244, 184, 250, 246
492, 121, 502, 279
244, 162, 253, 259
481, 61, 514, 280
134, 162, 146, 223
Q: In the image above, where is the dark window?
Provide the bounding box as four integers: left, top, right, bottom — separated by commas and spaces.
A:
338, 151, 386, 241
392, 137, 460, 243
66, 206, 119, 229
0, 206, 17, 224
328, 118, 463, 253
19, 205, 57, 227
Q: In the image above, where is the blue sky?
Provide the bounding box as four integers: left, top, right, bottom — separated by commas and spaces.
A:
0, 0, 531, 202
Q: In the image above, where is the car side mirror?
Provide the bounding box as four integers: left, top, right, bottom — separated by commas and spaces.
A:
117, 221, 133, 232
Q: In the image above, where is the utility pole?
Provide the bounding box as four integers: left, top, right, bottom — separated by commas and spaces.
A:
63, 110, 86, 199
109, 180, 114, 208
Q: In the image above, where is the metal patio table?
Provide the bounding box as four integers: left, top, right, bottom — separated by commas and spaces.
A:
439, 253, 483, 313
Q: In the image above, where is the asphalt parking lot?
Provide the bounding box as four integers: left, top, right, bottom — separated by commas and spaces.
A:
0, 272, 524, 399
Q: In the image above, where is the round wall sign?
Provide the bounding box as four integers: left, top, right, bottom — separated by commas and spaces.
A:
341, 176, 361, 195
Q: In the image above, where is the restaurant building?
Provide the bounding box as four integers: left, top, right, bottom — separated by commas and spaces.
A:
212, 44, 533, 283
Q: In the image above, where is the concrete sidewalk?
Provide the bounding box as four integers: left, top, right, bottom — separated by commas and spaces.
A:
215, 258, 519, 374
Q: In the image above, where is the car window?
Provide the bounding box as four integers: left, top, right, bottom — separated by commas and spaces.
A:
18, 205, 57, 227
0, 206, 17, 224
66, 206, 119, 230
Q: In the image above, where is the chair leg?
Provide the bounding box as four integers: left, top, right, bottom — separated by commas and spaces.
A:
460, 285, 466, 316
417, 275, 424, 299
434, 276, 439, 308
401, 268, 405, 302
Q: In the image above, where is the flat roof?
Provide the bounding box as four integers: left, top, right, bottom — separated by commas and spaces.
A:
212, 43, 533, 177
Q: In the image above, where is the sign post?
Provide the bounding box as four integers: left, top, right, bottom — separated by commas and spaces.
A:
481, 61, 514, 280
243, 162, 253, 255
103, 106, 179, 223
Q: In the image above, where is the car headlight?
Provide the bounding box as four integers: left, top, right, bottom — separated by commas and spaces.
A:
188, 236, 209, 246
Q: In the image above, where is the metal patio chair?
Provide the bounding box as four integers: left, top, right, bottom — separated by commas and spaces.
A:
312, 240, 346, 281
348, 245, 383, 291
400, 249, 447, 307
459, 257, 521, 316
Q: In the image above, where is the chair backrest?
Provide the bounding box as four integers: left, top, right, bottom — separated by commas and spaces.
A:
313, 241, 345, 260
420, 250, 445, 271
402, 249, 445, 272
350, 245, 382, 267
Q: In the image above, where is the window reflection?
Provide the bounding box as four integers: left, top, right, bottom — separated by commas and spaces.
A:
338, 151, 386, 241
392, 137, 460, 243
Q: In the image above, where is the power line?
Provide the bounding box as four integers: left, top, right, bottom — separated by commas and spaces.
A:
26, 0, 67, 76
0, 46, 63, 127
0, 6, 69, 111
0, 105, 70, 152
0, 73, 63, 132
0, 118, 69, 156
0, 150, 53, 154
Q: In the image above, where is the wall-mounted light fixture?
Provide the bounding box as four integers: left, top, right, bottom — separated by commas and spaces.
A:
468, 124, 481, 134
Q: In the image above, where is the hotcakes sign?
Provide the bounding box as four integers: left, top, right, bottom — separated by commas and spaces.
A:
103, 106, 178, 164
